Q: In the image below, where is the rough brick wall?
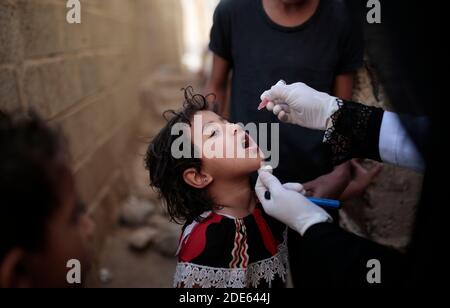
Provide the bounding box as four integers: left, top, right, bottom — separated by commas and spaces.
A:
0, 0, 183, 251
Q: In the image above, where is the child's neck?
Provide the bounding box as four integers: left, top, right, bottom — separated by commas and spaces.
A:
208, 176, 256, 219
263, 0, 319, 27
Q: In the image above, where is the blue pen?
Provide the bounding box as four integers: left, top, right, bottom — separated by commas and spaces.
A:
307, 197, 341, 209
263, 191, 341, 209
259, 166, 341, 209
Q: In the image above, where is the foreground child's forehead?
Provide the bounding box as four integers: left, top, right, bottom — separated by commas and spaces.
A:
191, 110, 227, 127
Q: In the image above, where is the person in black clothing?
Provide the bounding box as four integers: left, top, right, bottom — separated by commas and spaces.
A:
254, 0, 441, 286
205, 0, 382, 287
206, 0, 379, 198
257, 82, 428, 286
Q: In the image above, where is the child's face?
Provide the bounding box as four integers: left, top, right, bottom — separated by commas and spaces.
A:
30, 170, 94, 287
189, 110, 263, 180
1, 168, 94, 288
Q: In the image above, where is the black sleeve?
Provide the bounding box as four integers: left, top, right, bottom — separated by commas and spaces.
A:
209, 0, 233, 63
301, 222, 409, 287
324, 100, 384, 165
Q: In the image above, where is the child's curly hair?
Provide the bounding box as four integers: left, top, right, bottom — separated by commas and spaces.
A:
145, 87, 215, 224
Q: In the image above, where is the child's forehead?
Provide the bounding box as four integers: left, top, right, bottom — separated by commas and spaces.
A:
193, 110, 223, 124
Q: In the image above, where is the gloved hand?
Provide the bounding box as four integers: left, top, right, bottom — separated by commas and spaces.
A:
260, 80, 340, 131
255, 170, 333, 236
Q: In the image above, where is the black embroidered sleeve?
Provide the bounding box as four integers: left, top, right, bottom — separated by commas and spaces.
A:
323, 99, 384, 165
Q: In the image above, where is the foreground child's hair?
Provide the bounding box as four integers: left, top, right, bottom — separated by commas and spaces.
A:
145, 88, 215, 224
0, 111, 66, 259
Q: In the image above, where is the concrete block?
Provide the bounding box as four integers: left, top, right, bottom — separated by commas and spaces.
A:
0, 68, 21, 112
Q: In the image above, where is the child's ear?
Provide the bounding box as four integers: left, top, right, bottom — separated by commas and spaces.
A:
0, 248, 32, 288
183, 168, 212, 189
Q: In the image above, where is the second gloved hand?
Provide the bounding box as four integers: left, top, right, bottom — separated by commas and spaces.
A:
255, 170, 333, 236
260, 80, 340, 131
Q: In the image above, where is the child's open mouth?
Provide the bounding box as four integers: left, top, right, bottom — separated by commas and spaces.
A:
242, 134, 250, 149
241, 133, 257, 151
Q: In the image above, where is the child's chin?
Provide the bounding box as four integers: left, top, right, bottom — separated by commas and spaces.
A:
244, 156, 264, 172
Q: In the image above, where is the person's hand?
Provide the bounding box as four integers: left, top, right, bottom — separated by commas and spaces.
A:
302, 161, 352, 199
255, 170, 332, 235
281, 182, 307, 195
339, 159, 383, 200
260, 80, 340, 131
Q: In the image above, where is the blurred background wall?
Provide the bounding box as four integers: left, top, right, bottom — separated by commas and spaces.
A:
0, 0, 422, 287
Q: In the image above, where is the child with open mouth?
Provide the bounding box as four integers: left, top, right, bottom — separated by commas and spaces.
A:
145, 88, 302, 288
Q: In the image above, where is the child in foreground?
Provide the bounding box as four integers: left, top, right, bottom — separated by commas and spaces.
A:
145, 89, 301, 288
0, 111, 93, 288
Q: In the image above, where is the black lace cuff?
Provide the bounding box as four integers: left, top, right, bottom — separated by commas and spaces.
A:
324, 100, 384, 165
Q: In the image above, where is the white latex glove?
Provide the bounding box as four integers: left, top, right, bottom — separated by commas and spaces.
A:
260, 80, 340, 131
255, 170, 333, 236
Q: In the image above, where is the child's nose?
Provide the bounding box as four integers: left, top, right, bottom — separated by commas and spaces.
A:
227, 123, 239, 135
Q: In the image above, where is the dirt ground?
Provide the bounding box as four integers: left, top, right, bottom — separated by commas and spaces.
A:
96, 227, 177, 288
